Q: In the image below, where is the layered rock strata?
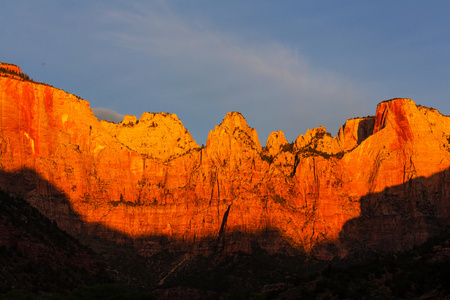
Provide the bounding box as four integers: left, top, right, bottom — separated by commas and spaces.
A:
1, 66, 449, 257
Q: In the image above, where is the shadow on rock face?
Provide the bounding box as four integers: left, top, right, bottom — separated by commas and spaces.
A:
311, 166, 450, 259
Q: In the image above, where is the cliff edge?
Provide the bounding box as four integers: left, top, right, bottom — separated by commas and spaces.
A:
1, 64, 449, 258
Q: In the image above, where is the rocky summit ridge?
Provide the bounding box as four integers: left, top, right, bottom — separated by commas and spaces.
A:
0, 64, 449, 259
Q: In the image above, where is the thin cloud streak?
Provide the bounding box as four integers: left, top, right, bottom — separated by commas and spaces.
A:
98, 3, 369, 142
104, 7, 358, 100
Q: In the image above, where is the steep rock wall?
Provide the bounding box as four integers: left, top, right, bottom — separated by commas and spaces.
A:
1, 67, 450, 257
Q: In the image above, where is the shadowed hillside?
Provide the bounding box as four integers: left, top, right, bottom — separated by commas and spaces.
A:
0, 167, 449, 298
0, 169, 311, 298
0, 190, 109, 295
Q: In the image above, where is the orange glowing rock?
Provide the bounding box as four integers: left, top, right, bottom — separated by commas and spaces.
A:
1, 65, 449, 257
100, 112, 200, 161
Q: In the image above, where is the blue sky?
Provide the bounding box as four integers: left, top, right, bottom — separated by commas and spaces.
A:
2, 1, 450, 144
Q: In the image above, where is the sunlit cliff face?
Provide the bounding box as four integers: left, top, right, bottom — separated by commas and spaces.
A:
1, 66, 450, 257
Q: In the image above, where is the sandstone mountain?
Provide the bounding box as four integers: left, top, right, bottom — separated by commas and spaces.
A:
0, 63, 449, 259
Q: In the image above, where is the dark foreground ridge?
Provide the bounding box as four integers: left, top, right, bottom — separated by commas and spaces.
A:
1, 188, 449, 298
0, 168, 449, 299
0, 190, 110, 295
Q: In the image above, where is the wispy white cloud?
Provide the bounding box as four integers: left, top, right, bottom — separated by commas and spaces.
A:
97, 2, 369, 141
92, 107, 124, 123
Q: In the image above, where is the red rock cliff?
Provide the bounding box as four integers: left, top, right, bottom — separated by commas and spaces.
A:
1, 66, 449, 257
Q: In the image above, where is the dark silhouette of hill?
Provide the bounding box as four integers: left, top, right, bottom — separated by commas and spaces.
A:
336, 166, 450, 255
0, 166, 449, 298
277, 232, 450, 299
0, 168, 309, 298
0, 190, 110, 295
